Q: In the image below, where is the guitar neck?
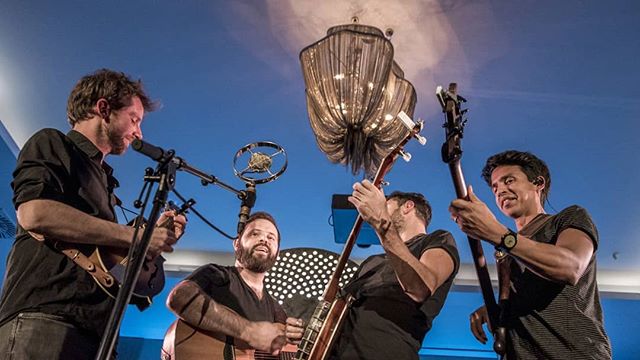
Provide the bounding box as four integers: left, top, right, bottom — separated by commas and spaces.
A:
448, 159, 499, 328
321, 215, 364, 302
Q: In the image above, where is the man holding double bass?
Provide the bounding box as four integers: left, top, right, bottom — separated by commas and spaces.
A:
449, 150, 611, 359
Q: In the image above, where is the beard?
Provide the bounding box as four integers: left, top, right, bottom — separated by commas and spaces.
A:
108, 134, 127, 155
236, 243, 277, 273
105, 124, 129, 155
390, 207, 404, 232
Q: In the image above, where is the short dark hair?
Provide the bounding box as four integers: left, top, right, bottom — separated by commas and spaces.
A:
481, 150, 551, 205
66, 68, 157, 126
387, 191, 432, 227
237, 211, 281, 246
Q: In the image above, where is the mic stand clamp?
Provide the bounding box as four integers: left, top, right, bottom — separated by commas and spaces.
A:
237, 183, 257, 235
96, 153, 178, 360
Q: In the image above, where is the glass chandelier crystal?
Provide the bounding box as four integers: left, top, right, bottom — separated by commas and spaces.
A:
301, 23, 417, 175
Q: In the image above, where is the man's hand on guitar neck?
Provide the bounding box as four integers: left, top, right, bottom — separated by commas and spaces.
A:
348, 180, 391, 233
448, 185, 507, 245
285, 317, 304, 345
145, 210, 187, 260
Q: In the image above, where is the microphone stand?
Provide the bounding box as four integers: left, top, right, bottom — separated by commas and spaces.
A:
96, 141, 252, 360
96, 152, 178, 360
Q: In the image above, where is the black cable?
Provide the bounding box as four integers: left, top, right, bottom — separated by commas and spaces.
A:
171, 188, 236, 240
117, 204, 140, 224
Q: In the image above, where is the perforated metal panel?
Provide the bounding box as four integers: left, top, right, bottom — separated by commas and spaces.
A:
265, 247, 359, 321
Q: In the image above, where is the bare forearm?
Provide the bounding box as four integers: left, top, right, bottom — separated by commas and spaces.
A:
168, 282, 251, 341
475, 222, 589, 285
376, 227, 434, 302
386, 244, 434, 302
509, 236, 588, 285
17, 199, 133, 247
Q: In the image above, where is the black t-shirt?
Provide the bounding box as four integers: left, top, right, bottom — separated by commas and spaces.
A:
506, 205, 612, 359
330, 230, 460, 360
186, 264, 286, 325
0, 129, 118, 338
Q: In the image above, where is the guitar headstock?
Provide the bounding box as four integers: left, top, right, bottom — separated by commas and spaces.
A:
436, 83, 468, 165
371, 111, 425, 187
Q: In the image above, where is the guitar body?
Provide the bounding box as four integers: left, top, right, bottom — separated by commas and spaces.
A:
91, 245, 165, 298
165, 319, 297, 360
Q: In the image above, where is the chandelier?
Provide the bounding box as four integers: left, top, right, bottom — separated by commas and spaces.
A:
300, 23, 417, 175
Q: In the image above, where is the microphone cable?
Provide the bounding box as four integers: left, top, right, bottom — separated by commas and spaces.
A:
172, 188, 236, 240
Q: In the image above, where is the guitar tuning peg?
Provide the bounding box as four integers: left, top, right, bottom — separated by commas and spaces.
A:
380, 180, 390, 187
415, 134, 427, 145
399, 150, 412, 162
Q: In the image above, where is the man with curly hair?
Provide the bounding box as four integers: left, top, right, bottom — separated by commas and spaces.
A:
0, 69, 186, 359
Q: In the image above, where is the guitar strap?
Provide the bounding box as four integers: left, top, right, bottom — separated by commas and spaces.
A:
54, 241, 116, 290
223, 336, 235, 360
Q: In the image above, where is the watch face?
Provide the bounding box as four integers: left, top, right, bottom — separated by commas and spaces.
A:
504, 234, 517, 249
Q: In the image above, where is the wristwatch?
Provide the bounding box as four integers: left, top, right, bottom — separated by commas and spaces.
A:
497, 229, 518, 252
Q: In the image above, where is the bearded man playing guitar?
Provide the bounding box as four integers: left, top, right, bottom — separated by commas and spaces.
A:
0, 69, 186, 359
328, 185, 460, 360
449, 150, 611, 359
164, 211, 304, 360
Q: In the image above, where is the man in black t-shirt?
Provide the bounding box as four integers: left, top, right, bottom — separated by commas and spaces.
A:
0, 69, 186, 359
165, 212, 304, 358
330, 185, 460, 360
449, 150, 611, 359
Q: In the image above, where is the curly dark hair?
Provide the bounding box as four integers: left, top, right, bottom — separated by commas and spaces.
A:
237, 211, 281, 246
66, 68, 157, 126
481, 150, 551, 205
387, 191, 432, 227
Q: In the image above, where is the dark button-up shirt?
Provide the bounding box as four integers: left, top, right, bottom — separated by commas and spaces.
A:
0, 128, 119, 338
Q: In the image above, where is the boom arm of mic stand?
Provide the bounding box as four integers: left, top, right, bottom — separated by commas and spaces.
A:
173, 158, 243, 196
132, 139, 244, 196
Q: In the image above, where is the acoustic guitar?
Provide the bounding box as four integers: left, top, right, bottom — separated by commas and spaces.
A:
163, 319, 298, 360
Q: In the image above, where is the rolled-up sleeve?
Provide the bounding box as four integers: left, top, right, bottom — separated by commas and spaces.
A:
12, 129, 70, 209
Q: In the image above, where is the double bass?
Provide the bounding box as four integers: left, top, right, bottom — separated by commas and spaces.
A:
437, 83, 509, 357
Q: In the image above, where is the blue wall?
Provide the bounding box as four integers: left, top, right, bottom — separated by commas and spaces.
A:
116, 273, 639, 359
0, 137, 17, 289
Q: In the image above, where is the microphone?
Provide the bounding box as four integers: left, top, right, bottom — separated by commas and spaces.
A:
131, 139, 168, 161
237, 183, 257, 236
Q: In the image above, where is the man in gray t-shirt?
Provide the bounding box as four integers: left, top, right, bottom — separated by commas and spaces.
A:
450, 150, 611, 359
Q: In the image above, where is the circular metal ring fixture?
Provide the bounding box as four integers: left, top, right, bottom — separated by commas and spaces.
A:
233, 141, 288, 184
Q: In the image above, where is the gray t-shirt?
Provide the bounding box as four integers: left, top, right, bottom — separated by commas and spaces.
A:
506, 205, 611, 359
330, 230, 460, 360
